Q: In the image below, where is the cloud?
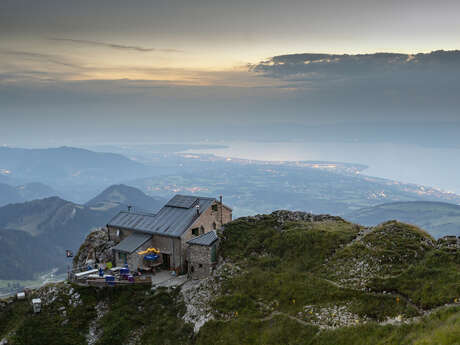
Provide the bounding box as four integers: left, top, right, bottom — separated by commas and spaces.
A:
49, 38, 183, 53
250, 50, 460, 82
0, 50, 81, 69
247, 50, 460, 116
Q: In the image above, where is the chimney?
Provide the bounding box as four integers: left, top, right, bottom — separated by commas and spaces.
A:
219, 195, 223, 226
196, 204, 200, 215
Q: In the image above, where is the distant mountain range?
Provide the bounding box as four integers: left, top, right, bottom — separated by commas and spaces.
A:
0, 182, 59, 207
345, 201, 460, 238
0, 146, 152, 202
0, 184, 163, 280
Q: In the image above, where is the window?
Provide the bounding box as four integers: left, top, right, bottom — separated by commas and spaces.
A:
212, 222, 217, 230
118, 252, 127, 263
199, 264, 203, 268
192, 228, 199, 236
212, 204, 218, 212
211, 245, 217, 263
200, 226, 205, 234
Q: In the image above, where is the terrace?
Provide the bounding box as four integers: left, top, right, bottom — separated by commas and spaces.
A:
69, 265, 188, 289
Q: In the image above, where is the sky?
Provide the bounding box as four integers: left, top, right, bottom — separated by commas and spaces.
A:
1, 0, 460, 145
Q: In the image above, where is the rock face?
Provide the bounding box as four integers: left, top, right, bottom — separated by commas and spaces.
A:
437, 235, 460, 249
181, 262, 241, 333
86, 301, 108, 345
300, 303, 367, 329
271, 210, 345, 225
73, 228, 115, 270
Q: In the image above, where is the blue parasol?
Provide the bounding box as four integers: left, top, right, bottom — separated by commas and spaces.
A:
144, 254, 159, 261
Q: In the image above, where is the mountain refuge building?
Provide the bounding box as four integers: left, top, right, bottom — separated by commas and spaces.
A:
106, 194, 232, 278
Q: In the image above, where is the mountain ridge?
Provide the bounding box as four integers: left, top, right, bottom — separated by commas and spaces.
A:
345, 201, 460, 238
0, 185, 165, 280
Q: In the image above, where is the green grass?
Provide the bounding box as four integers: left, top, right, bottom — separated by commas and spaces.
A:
216, 217, 423, 322
197, 316, 318, 345
197, 308, 460, 345
1, 284, 192, 345
0, 299, 30, 339
217, 268, 418, 321
369, 249, 460, 309
324, 221, 436, 288
310, 307, 460, 345
221, 215, 360, 272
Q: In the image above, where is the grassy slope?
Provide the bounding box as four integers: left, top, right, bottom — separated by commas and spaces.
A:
1, 214, 459, 345
198, 307, 460, 345
197, 215, 460, 344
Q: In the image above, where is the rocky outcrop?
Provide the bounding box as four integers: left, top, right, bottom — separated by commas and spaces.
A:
237, 210, 346, 228
299, 303, 368, 329
73, 228, 115, 270
437, 235, 460, 250
181, 262, 241, 333
271, 210, 346, 225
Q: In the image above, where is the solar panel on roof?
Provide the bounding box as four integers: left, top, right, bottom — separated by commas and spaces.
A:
165, 195, 198, 209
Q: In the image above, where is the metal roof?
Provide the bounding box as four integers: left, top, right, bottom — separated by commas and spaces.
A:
107, 211, 157, 230
107, 195, 216, 238
187, 230, 218, 246
112, 232, 152, 253
166, 195, 198, 208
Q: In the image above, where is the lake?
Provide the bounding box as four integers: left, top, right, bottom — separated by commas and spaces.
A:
185, 141, 460, 195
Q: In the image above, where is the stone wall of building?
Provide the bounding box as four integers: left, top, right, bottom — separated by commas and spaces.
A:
187, 244, 215, 279
179, 201, 230, 273
219, 204, 233, 226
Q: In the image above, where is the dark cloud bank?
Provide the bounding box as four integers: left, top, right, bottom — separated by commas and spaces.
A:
248, 50, 460, 120
251, 50, 460, 80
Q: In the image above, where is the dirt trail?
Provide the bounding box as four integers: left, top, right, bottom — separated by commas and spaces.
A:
261, 310, 311, 326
